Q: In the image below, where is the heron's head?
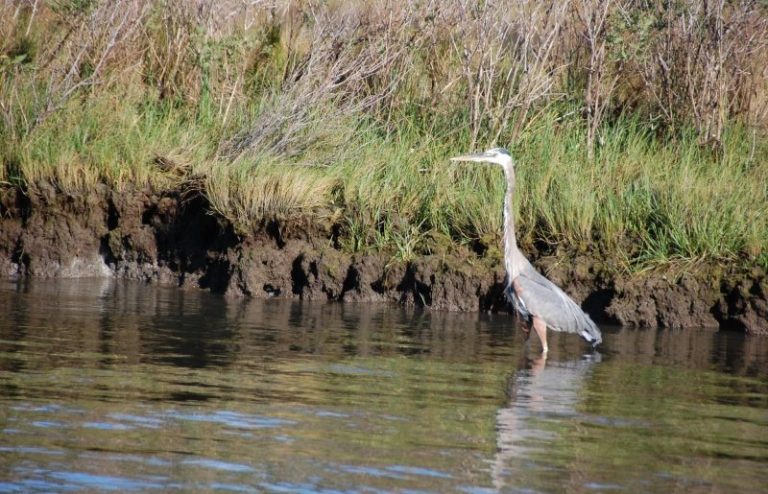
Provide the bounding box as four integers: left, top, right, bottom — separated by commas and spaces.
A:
450, 147, 514, 173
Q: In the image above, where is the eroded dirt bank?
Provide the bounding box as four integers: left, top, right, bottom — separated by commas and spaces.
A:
1, 182, 766, 334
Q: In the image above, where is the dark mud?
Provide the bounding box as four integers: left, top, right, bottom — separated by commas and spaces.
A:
1, 182, 766, 334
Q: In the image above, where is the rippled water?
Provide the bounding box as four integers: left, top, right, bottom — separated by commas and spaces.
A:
0, 279, 766, 493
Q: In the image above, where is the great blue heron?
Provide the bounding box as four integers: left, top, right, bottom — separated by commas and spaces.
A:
451, 148, 602, 353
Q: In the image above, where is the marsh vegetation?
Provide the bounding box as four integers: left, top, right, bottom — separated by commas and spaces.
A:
1, 0, 767, 272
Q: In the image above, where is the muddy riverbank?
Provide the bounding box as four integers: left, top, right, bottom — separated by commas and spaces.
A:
1, 182, 766, 334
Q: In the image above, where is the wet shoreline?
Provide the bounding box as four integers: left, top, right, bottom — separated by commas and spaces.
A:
1, 182, 766, 334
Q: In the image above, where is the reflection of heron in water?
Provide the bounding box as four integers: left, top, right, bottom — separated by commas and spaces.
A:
451, 148, 602, 353
491, 352, 602, 490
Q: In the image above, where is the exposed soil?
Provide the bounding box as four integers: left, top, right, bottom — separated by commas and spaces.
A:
1, 181, 766, 334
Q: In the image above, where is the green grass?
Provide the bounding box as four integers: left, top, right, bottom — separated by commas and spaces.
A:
1, 1, 767, 274
2, 85, 766, 273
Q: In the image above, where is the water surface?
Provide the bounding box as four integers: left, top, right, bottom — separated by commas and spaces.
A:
0, 279, 766, 493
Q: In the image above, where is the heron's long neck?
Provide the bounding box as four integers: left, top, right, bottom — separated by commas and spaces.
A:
503, 168, 522, 284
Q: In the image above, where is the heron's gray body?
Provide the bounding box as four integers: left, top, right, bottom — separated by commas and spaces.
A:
451, 147, 602, 349
507, 259, 602, 346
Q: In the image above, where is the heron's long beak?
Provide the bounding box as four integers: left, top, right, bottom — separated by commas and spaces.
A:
450, 151, 493, 164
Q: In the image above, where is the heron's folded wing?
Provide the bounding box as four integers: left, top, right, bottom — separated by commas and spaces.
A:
515, 267, 600, 341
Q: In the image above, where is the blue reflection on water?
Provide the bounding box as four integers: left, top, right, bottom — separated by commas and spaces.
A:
181, 458, 257, 473
166, 410, 296, 429
108, 413, 164, 428
82, 421, 133, 431
49, 471, 166, 491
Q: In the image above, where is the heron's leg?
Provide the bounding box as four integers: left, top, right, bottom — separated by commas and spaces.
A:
532, 316, 548, 354
519, 318, 531, 341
